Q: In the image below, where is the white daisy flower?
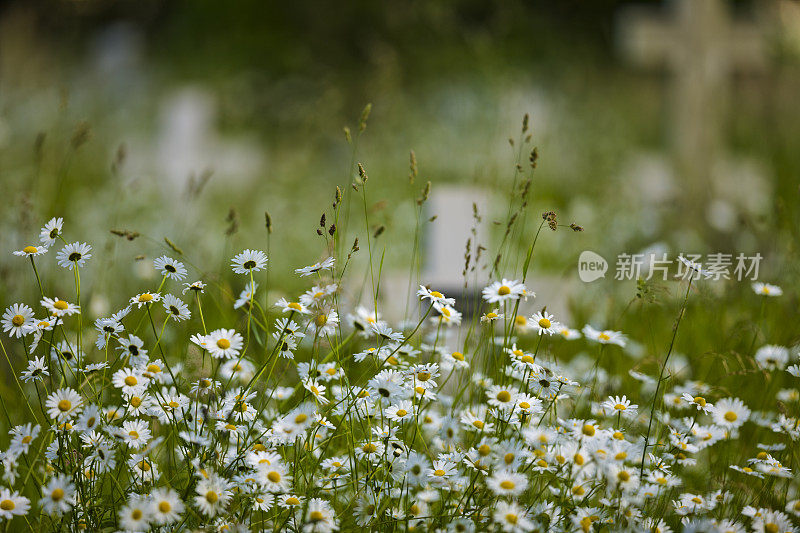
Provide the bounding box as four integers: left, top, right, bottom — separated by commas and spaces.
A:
755, 345, 790, 370
295, 256, 334, 277
275, 297, 310, 315
582, 325, 626, 347
129, 292, 162, 308
304, 379, 329, 405
39, 217, 64, 246
530, 311, 561, 335
119, 496, 151, 532
112, 368, 148, 394
494, 501, 533, 533
194, 475, 232, 517
231, 249, 268, 274
601, 395, 638, 419
234, 281, 258, 310
482, 278, 526, 303
41, 297, 80, 318
711, 397, 750, 428
752, 282, 782, 297
2, 303, 35, 338
417, 286, 455, 306
162, 294, 191, 321
20, 356, 50, 383
148, 487, 184, 525
487, 470, 529, 497
206, 329, 243, 359
153, 255, 187, 281
56, 242, 92, 269
39, 474, 76, 515
0, 488, 30, 520
182, 280, 206, 294
45, 388, 83, 421
119, 420, 151, 449
556, 325, 581, 340
681, 393, 714, 413
13, 244, 48, 257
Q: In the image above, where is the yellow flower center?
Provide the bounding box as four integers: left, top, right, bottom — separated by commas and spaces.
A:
441, 307, 451, 317
315, 314, 328, 327
310, 511, 324, 521
614, 403, 626, 411
538, 318, 551, 328
21, 436, 32, 444
58, 400, 72, 412
519, 402, 530, 409
147, 364, 161, 373
362, 443, 377, 453
295, 414, 308, 424
51, 488, 64, 501
598, 332, 610, 341
506, 514, 518, 524
496, 391, 512, 403
765, 524, 779, 533
205, 491, 218, 504
504, 453, 515, 464
53, 300, 69, 310
452, 352, 464, 361
433, 469, 446, 476
11, 315, 25, 327
486, 312, 498, 319
582, 424, 596, 437
498, 285, 511, 296
0, 500, 15, 511
573, 485, 585, 495
225, 424, 237, 431
396, 409, 408, 417
285, 497, 300, 506
499, 480, 515, 490
124, 376, 138, 386
216, 339, 231, 350
417, 372, 431, 382
515, 316, 527, 326
693, 396, 706, 406
159, 501, 171, 513
724, 411, 737, 422
128, 430, 139, 439
617, 471, 630, 482
430, 291, 443, 298
132, 509, 143, 520
612, 431, 624, 440
23, 246, 38, 254
521, 355, 534, 364
574, 453, 585, 465
478, 444, 491, 456
138, 461, 151, 472
472, 420, 484, 429
288, 302, 302, 311
138, 294, 153, 302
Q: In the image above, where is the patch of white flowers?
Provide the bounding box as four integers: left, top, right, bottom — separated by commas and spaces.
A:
0, 216, 797, 533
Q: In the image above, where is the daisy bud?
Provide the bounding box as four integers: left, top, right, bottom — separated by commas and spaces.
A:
265, 211, 272, 233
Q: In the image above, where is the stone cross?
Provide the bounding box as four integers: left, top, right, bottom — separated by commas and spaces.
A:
617, 0, 768, 206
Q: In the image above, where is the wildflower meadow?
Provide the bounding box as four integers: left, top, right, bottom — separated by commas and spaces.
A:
1, 115, 799, 533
